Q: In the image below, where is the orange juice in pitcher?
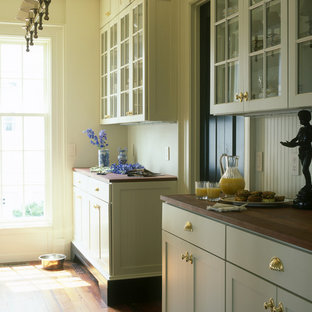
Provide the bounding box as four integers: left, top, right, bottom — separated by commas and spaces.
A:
219, 154, 245, 196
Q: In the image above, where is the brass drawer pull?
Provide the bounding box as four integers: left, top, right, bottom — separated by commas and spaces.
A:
264, 298, 274, 311
273, 302, 284, 312
184, 221, 193, 232
269, 257, 284, 272
93, 204, 100, 209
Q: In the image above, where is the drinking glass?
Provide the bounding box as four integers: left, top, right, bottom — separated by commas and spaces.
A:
207, 182, 221, 201
195, 181, 208, 199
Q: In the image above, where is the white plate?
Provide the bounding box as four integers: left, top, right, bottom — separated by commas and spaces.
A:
220, 197, 293, 207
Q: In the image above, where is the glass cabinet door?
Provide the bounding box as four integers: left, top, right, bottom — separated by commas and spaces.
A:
120, 12, 130, 117
245, 0, 287, 112
131, 2, 144, 116
211, 0, 244, 114
289, 0, 312, 108
100, 29, 109, 121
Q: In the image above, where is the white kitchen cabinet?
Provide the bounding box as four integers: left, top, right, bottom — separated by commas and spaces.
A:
289, 0, 312, 108
211, 0, 289, 115
226, 263, 312, 312
162, 203, 226, 312
226, 226, 312, 311
73, 170, 177, 305
100, 0, 178, 124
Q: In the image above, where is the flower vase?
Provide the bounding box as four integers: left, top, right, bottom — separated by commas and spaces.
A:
98, 149, 109, 167
118, 148, 128, 164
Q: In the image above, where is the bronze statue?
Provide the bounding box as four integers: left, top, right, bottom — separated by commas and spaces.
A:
280, 110, 312, 209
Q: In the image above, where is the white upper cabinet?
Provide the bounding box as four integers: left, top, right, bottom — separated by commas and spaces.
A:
211, 0, 311, 116
289, 0, 312, 108
211, 0, 245, 115
100, 0, 177, 124
100, 0, 120, 27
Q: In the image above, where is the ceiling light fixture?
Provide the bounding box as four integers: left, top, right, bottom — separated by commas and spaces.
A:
16, 0, 52, 52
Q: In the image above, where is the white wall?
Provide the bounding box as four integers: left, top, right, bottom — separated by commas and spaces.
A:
250, 113, 311, 198
127, 123, 179, 176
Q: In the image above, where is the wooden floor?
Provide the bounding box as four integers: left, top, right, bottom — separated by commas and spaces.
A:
0, 261, 161, 312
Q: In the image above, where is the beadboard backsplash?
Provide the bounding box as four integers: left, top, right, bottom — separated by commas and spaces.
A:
250, 113, 309, 198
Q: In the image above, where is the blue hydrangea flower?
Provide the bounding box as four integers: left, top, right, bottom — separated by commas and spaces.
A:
83, 128, 108, 149
110, 163, 144, 174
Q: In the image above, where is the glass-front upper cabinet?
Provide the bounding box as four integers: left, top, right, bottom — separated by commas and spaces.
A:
100, 30, 108, 121
244, 0, 287, 112
289, 0, 312, 108
211, 0, 288, 115
211, 0, 245, 115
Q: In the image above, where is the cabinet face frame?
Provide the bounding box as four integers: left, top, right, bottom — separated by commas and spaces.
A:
288, 0, 312, 108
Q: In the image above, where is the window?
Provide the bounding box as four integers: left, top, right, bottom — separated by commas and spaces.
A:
0, 37, 51, 225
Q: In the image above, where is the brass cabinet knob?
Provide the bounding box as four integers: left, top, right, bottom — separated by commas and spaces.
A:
269, 257, 284, 272
184, 221, 193, 232
93, 204, 100, 209
181, 252, 189, 261
186, 253, 193, 264
95, 187, 100, 192
264, 298, 275, 311
243, 91, 249, 101
273, 302, 284, 312
126, 111, 133, 116
235, 92, 244, 102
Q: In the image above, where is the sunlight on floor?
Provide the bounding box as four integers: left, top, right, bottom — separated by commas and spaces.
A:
0, 264, 90, 292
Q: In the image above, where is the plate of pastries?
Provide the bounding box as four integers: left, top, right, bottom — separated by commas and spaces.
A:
221, 190, 293, 207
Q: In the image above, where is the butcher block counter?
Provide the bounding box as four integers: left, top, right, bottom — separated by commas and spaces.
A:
161, 194, 312, 311
161, 194, 312, 252
73, 167, 177, 183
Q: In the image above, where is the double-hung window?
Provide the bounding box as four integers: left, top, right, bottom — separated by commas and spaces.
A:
0, 37, 51, 226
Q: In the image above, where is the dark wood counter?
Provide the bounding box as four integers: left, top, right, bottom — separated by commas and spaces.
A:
161, 194, 312, 253
74, 168, 177, 183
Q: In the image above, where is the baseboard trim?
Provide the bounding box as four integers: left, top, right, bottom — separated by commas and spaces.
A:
71, 242, 161, 306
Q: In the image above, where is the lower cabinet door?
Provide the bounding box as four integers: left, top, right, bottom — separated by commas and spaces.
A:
226, 263, 276, 312
277, 288, 312, 312
89, 197, 110, 274
162, 231, 225, 312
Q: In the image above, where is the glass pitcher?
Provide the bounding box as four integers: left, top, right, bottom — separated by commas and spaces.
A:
219, 154, 245, 196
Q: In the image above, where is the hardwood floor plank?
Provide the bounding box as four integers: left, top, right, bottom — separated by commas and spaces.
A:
0, 261, 161, 312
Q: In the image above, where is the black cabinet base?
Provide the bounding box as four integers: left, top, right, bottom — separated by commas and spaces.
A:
71, 242, 161, 306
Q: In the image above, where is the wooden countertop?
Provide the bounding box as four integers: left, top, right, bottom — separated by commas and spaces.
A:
161, 194, 312, 253
73, 168, 177, 183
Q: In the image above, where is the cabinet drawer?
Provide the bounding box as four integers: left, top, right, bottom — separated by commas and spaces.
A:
162, 203, 225, 258
73, 172, 89, 190
88, 178, 110, 202
227, 226, 312, 301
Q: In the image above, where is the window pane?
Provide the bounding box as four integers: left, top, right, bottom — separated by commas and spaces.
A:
0, 78, 22, 112
24, 117, 45, 150
298, 0, 312, 38
2, 151, 23, 185
2, 116, 23, 151
2, 186, 23, 218
266, 49, 281, 97
23, 79, 45, 113
23, 45, 44, 79
250, 6, 263, 52
24, 185, 45, 217
24, 151, 45, 184
1, 44, 22, 78
266, 0, 281, 48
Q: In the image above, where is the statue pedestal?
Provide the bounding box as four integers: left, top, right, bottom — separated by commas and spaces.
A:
293, 186, 312, 210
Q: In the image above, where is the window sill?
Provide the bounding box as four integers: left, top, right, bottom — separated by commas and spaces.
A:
0, 220, 52, 230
